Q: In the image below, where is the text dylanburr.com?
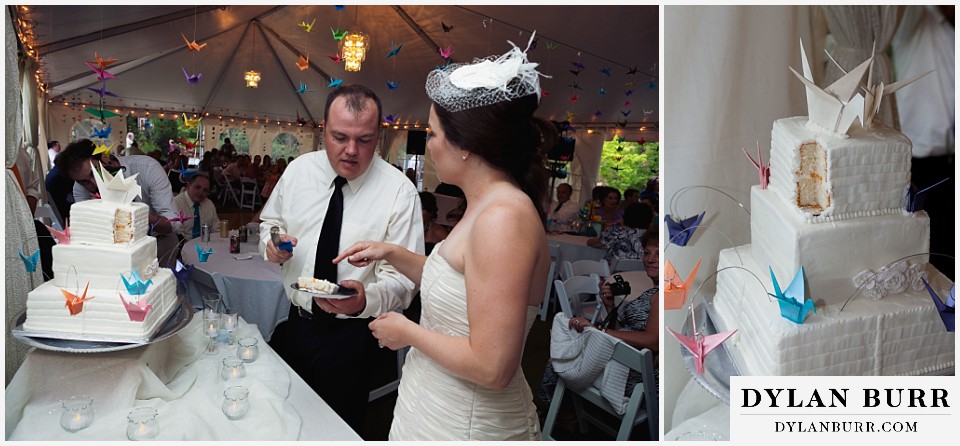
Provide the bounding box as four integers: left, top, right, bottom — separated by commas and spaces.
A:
730, 376, 956, 442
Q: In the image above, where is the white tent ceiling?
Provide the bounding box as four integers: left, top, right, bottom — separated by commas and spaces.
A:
17, 4, 659, 134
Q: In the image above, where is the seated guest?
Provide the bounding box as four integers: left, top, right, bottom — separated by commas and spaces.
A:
587, 202, 653, 263
547, 183, 580, 225
174, 172, 220, 241
222, 156, 245, 183
246, 154, 262, 180
623, 187, 640, 207
418, 192, 449, 255
597, 187, 624, 226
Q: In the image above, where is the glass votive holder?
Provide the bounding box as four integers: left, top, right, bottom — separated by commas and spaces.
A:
222, 386, 250, 420
126, 406, 159, 441
60, 395, 94, 433
236, 337, 259, 363
220, 357, 247, 381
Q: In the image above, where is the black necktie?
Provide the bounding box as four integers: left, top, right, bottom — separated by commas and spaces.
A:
314, 176, 348, 282
554, 201, 563, 213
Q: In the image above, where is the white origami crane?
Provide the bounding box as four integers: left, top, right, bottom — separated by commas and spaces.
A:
824, 43, 933, 129
91, 161, 141, 204
789, 39, 869, 135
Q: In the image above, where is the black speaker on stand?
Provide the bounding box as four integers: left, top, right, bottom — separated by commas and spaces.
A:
547, 121, 576, 196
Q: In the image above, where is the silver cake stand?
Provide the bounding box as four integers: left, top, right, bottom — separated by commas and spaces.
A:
11, 298, 193, 353
678, 294, 741, 405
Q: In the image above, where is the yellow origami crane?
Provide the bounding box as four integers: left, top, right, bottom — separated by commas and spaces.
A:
181, 33, 207, 52
86, 52, 118, 70
296, 54, 309, 71
664, 258, 701, 310
182, 113, 202, 129
62, 282, 95, 316
298, 18, 316, 33
92, 143, 112, 158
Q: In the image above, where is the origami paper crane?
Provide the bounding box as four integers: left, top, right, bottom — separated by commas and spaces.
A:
620, 110, 632, 117
922, 278, 954, 332
91, 123, 112, 139
182, 113, 202, 129
598, 88, 606, 95
325, 53, 342, 63
546, 42, 557, 51
86, 52, 118, 70
541, 89, 550, 97
643, 108, 653, 115
769, 266, 816, 324
664, 258, 702, 310
386, 80, 399, 90
625, 82, 636, 88
905, 178, 949, 213
85, 63, 117, 81
296, 80, 315, 94
599, 66, 612, 77
171, 259, 195, 283
435, 60, 451, 71
46, 224, 70, 245
118, 292, 154, 322
297, 18, 316, 33
441, 21, 453, 33
181, 33, 207, 52
179, 163, 199, 180
335, 5, 345, 11
196, 244, 215, 262
569, 95, 579, 103
593, 110, 602, 117
566, 112, 577, 122
569, 68, 582, 76
62, 282, 94, 316
790, 39, 869, 135
625, 89, 634, 96
122, 268, 154, 296
92, 143, 112, 158
439, 45, 453, 59
297, 54, 311, 70
85, 108, 120, 120
627, 66, 639, 75
85, 84, 118, 98
623, 100, 632, 107
91, 161, 141, 204
667, 305, 737, 375
18, 247, 39, 272
331, 27, 347, 41
647, 80, 656, 90
169, 209, 194, 224
327, 77, 343, 89
182, 67, 202, 84
383, 114, 398, 124
571, 61, 585, 70
665, 212, 705, 246
742, 142, 771, 189
385, 40, 403, 58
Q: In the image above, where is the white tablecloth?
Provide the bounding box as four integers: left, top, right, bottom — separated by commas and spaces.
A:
182, 236, 289, 342
547, 233, 607, 269
4, 316, 360, 441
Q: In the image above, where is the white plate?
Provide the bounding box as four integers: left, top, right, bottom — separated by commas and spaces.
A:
289, 283, 358, 300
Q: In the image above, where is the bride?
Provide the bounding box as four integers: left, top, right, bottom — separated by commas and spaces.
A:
333, 34, 553, 440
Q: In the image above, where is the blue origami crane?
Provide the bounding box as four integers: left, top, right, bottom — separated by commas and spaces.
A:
296, 80, 315, 94
386, 80, 399, 90
922, 278, 955, 332
121, 268, 154, 296
327, 77, 343, 89
179, 163, 199, 180
599, 66, 612, 77
905, 178, 949, 212
91, 123, 112, 139
19, 247, 39, 273
385, 40, 403, 58
196, 243, 214, 262
171, 259, 194, 283
665, 212, 705, 246
768, 266, 815, 324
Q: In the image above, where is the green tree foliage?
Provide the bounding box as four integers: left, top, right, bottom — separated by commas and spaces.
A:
598, 139, 659, 192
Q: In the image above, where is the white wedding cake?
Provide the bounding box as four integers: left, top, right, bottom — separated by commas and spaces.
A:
708, 44, 954, 376
23, 164, 180, 341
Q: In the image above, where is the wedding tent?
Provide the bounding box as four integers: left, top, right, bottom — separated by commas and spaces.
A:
12, 4, 658, 194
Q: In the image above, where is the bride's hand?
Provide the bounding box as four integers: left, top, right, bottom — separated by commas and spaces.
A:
333, 241, 392, 267
369, 312, 414, 350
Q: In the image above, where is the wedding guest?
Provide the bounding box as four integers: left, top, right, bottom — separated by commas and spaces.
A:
259, 84, 423, 433
335, 34, 552, 440
597, 187, 624, 226
47, 140, 61, 164
173, 172, 220, 241
587, 202, 653, 263
547, 183, 580, 225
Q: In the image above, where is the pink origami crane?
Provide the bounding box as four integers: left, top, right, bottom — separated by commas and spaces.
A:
742, 142, 770, 189
169, 209, 194, 224
664, 258, 701, 310
439, 45, 453, 59
62, 282, 95, 316
84, 62, 116, 81
667, 305, 737, 375
46, 224, 70, 244
118, 292, 154, 322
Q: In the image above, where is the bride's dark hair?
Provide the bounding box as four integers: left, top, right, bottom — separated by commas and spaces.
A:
432, 94, 556, 228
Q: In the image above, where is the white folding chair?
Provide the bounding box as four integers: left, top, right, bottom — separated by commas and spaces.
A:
611, 256, 644, 273
554, 273, 601, 324
560, 259, 611, 281
239, 177, 259, 210
539, 241, 561, 321
219, 177, 240, 207
543, 340, 658, 440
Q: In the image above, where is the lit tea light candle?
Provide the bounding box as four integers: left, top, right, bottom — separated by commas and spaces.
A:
205, 321, 218, 337
222, 386, 250, 420
220, 357, 246, 381
237, 337, 259, 363
126, 407, 159, 440
60, 396, 94, 433
222, 313, 238, 331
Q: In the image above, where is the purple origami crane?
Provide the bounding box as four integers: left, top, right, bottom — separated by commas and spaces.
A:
922, 278, 955, 332
665, 212, 705, 247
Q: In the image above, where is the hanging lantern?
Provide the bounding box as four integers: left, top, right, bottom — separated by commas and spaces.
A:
244, 70, 261, 88
341, 32, 367, 72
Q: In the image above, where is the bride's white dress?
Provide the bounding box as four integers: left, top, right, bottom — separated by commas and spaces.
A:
389, 243, 541, 440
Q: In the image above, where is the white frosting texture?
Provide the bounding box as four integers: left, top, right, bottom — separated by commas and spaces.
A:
711, 247, 954, 376
52, 236, 158, 289
69, 200, 149, 245
769, 117, 912, 219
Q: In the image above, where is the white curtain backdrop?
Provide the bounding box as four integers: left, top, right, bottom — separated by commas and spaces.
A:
662, 5, 815, 437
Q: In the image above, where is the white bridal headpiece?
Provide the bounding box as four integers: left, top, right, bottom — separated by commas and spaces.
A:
426, 32, 548, 113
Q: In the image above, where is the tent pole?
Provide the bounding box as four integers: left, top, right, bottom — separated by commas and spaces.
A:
256, 22, 317, 126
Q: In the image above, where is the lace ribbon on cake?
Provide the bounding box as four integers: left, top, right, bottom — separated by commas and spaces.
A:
852, 260, 928, 300
142, 259, 159, 279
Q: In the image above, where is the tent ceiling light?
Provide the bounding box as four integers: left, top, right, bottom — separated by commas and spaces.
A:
341, 32, 367, 72
244, 70, 261, 88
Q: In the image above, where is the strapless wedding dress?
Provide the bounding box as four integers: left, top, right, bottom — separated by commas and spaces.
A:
389, 243, 541, 440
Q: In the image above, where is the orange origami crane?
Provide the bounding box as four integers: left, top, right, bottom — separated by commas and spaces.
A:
62, 282, 95, 316
296, 54, 310, 71
86, 52, 118, 70
664, 258, 701, 310
181, 33, 207, 52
